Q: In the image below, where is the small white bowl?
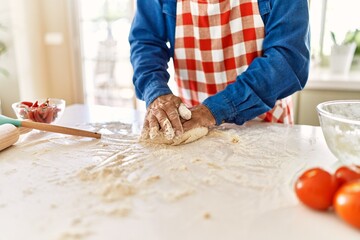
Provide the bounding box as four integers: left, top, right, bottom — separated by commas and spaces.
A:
12, 98, 66, 124
317, 100, 360, 165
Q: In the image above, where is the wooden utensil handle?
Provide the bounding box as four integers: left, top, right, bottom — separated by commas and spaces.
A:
21, 121, 101, 139
0, 124, 20, 151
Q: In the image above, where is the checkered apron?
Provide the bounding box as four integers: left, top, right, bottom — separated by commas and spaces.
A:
173, 0, 294, 124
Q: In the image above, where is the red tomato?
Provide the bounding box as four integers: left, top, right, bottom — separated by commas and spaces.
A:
334, 180, 360, 229
32, 100, 39, 108
295, 167, 339, 211
20, 101, 33, 107
335, 166, 360, 186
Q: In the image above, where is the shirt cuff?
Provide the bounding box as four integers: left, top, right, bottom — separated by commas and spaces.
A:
203, 82, 272, 125
203, 92, 235, 125
143, 81, 172, 107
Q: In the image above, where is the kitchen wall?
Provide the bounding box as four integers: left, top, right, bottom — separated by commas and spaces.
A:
0, 0, 20, 117
0, 0, 81, 117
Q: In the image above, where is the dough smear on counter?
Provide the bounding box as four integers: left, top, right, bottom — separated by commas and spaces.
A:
143, 127, 209, 145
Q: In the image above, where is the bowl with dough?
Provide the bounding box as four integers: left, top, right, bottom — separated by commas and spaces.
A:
12, 98, 65, 124
317, 100, 360, 165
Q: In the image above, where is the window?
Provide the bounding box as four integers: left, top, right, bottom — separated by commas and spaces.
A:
75, 0, 136, 108
310, 0, 360, 66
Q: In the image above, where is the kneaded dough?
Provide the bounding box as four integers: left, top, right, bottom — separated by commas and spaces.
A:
178, 103, 192, 120
143, 127, 209, 146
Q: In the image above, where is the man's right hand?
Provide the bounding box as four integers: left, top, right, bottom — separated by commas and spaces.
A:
141, 94, 191, 141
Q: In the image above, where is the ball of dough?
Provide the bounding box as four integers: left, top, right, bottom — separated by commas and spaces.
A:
143, 127, 209, 146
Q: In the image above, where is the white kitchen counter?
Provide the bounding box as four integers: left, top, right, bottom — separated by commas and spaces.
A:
306, 67, 360, 91
0, 104, 359, 240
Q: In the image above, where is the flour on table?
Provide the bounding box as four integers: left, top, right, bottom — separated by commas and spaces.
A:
71, 218, 82, 226
4, 168, 17, 175
96, 204, 132, 217
50, 203, 58, 209
23, 188, 34, 196
203, 212, 211, 219
144, 127, 209, 145
169, 165, 188, 171
68, 121, 303, 230
100, 181, 137, 202
57, 231, 92, 240
163, 188, 195, 202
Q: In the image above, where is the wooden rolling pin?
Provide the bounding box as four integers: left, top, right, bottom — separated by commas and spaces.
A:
0, 124, 20, 151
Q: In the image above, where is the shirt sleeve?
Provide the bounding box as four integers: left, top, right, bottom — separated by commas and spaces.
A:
203, 0, 310, 125
129, 0, 173, 107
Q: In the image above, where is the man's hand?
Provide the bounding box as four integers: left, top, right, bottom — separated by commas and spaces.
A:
141, 94, 191, 141
182, 104, 216, 132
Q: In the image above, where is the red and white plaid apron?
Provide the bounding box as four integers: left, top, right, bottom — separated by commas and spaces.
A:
173, 0, 294, 124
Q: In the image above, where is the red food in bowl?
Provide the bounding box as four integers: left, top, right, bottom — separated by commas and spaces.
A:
16, 98, 64, 123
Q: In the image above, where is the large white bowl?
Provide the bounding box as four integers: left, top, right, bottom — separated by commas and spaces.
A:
317, 100, 360, 165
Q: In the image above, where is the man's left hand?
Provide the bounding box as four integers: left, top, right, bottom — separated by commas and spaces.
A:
182, 104, 216, 132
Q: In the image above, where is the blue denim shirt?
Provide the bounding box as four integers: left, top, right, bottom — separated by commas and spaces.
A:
129, 0, 310, 125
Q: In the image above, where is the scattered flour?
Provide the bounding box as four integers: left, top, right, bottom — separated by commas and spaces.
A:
1, 121, 307, 240
163, 189, 195, 202
67, 121, 302, 232
4, 169, 17, 175
23, 188, 34, 196
203, 212, 211, 219
96, 204, 132, 217
57, 231, 92, 240
100, 181, 137, 202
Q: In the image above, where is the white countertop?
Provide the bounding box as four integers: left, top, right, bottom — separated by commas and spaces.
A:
0, 104, 359, 240
306, 67, 360, 91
